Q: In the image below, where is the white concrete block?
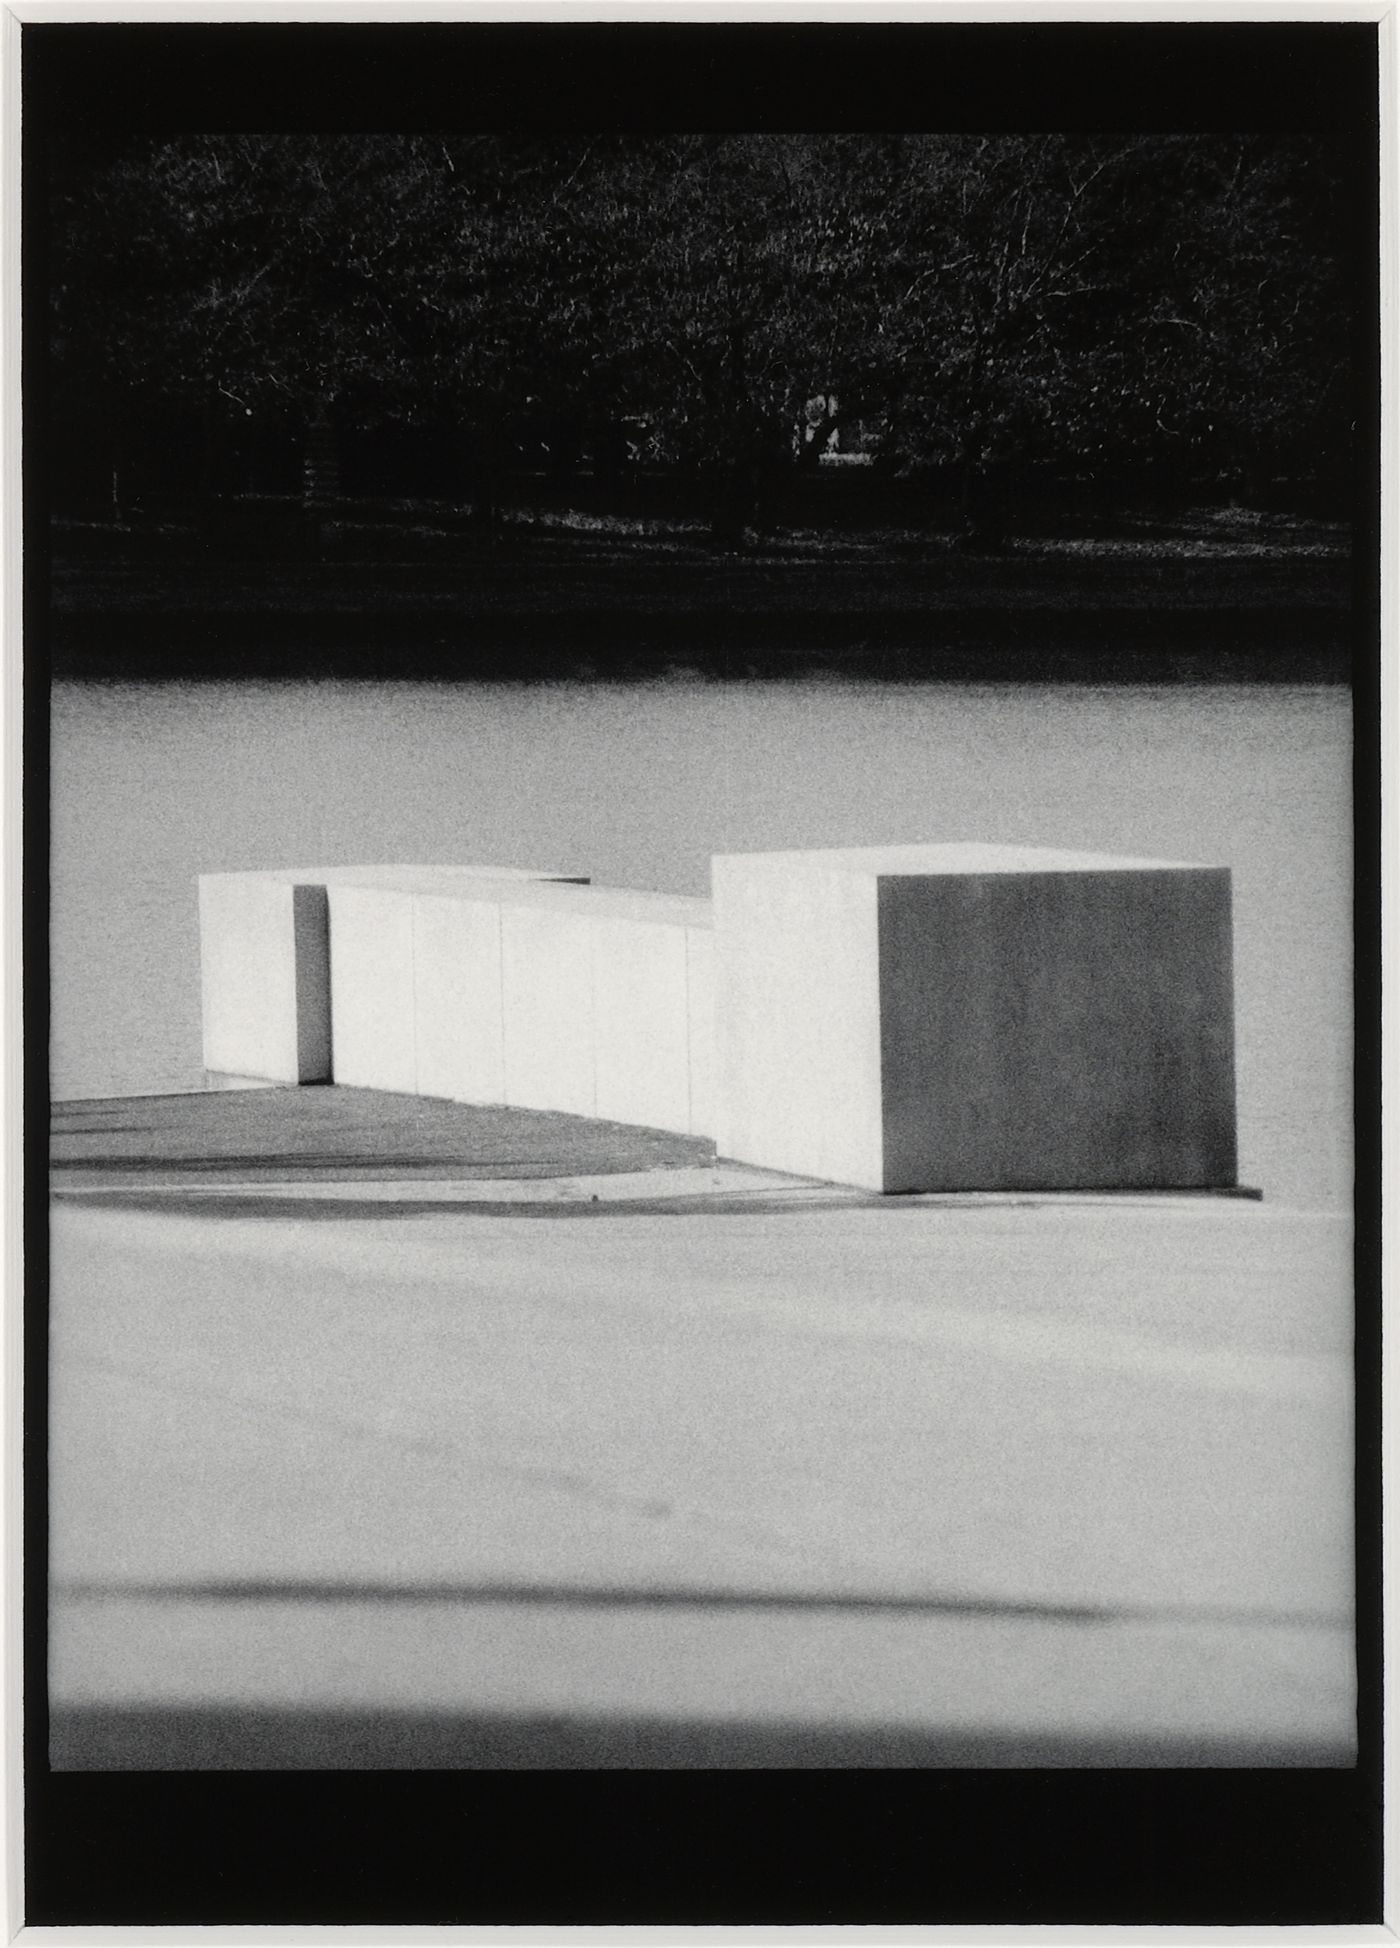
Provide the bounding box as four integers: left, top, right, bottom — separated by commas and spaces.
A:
592, 916, 689, 1133
325, 883, 418, 1093
200, 862, 719, 1139
713, 853, 883, 1188
494, 885, 713, 1133
198, 874, 330, 1083
713, 843, 1237, 1193
198, 865, 584, 1090
500, 899, 597, 1118
325, 870, 589, 1097
411, 892, 509, 1104
588, 895, 712, 1136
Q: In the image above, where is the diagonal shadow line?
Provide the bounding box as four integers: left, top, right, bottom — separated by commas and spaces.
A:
51, 1578, 1352, 1632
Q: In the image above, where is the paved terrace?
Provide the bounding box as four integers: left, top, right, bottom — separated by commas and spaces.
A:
48, 1087, 1354, 1768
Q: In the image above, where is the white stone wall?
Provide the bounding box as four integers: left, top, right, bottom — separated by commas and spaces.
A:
198, 873, 327, 1085
200, 844, 1237, 1188
202, 870, 717, 1138
198, 865, 583, 1090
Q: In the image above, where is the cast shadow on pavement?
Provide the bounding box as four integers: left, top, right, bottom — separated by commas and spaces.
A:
54, 1576, 1348, 1631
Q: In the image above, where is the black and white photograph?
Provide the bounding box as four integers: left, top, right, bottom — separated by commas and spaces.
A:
22, 9, 1383, 1929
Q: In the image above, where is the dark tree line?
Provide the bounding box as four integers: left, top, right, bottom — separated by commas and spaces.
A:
48, 130, 1357, 540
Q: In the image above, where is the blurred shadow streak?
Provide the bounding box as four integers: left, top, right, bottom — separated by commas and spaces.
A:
49, 1705, 1356, 1770
53, 1578, 1351, 1631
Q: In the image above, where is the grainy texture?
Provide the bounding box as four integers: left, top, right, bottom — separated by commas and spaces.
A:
878, 869, 1237, 1191
197, 876, 312, 1084
50, 1087, 716, 1189
713, 854, 883, 1187
198, 866, 584, 1089
411, 893, 511, 1105
326, 883, 418, 1093
713, 845, 1237, 1192
47, 1190, 1353, 1768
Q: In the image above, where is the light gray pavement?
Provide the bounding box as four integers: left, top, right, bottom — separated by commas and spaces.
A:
48, 1149, 1354, 1767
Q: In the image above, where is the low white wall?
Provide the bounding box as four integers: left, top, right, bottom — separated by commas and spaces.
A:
499, 898, 598, 1118
198, 865, 582, 1085
497, 885, 712, 1135
533, 887, 714, 1135
324, 883, 419, 1093
591, 910, 692, 1134
412, 891, 514, 1105
318, 876, 715, 1136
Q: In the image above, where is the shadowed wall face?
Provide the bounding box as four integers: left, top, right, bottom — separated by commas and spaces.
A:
878, 869, 1238, 1192
290, 887, 333, 1082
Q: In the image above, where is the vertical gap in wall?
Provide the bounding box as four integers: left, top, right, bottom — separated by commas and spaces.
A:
293, 883, 333, 1085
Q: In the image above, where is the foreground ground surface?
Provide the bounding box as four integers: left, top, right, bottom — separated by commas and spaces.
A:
48, 1090, 1355, 1769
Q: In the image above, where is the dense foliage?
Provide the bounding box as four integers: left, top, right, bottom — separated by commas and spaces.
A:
48, 130, 1357, 534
